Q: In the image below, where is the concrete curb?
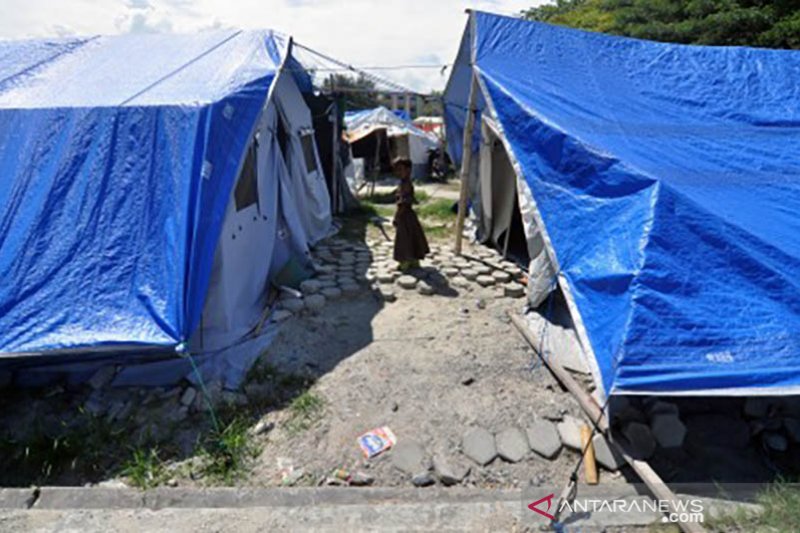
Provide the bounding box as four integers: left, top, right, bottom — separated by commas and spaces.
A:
0, 484, 760, 531
26, 486, 524, 510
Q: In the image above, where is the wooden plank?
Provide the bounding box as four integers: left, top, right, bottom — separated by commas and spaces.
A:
508, 312, 705, 533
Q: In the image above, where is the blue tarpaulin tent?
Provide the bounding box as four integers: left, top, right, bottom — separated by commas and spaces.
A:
0, 30, 332, 386
445, 11, 800, 397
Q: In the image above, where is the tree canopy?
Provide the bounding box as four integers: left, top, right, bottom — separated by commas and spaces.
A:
321, 74, 382, 110
522, 0, 800, 49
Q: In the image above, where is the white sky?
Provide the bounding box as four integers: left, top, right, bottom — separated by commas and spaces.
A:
0, 0, 545, 92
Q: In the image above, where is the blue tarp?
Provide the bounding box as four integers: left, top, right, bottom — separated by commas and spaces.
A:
446, 12, 800, 395
0, 30, 287, 356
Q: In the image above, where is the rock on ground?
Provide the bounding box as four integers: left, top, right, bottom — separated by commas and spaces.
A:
300, 279, 322, 294
526, 420, 562, 459
432, 454, 470, 486
462, 427, 497, 466
592, 434, 624, 471
379, 287, 397, 302
321, 288, 342, 299
475, 275, 495, 287
495, 428, 529, 463
650, 413, 686, 448
556, 416, 584, 451
304, 294, 326, 312
397, 276, 418, 290
503, 284, 525, 298
391, 440, 428, 475
280, 298, 304, 312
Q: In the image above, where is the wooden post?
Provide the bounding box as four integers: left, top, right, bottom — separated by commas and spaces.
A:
454, 72, 479, 255
329, 74, 339, 212
508, 312, 705, 533
581, 424, 599, 485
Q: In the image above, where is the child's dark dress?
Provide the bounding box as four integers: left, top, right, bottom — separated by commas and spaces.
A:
393, 179, 430, 262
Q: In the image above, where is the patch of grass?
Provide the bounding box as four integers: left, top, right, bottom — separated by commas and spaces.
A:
417, 198, 456, 221
278, 372, 312, 390
359, 201, 394, 218
706, 480, 800, 532
122, 447, 166, 489
364, 189, 430, 205
198, 417, 260, 485
0, 408, 128, 486
246, 360, 279, 384
285, 391, 325, 434
421, 223, 452, 240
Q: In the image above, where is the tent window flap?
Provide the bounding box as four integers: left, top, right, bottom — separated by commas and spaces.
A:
235, 142, 259, 212
301, 131, 318, 174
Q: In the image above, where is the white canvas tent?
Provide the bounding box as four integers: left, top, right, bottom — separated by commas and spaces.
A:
345, 106, 440, 179
194, 62, 333, 356
0, 30, 333, 388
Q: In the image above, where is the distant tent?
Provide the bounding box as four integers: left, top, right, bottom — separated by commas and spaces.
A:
445, 11, 800, 398
345, 106, 440, 180
0, 30, 333, 386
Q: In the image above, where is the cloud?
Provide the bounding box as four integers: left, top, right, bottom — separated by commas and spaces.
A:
125, 12, 173, 33
0, 0, 547, 91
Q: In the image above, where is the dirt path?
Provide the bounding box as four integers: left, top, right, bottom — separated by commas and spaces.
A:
244, 236, 623, 491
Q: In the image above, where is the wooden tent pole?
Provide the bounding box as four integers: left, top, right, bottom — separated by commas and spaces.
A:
454, 72, 479, 255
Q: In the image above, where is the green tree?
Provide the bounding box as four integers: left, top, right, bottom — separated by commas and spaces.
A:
522, 0, 800, 49
321, 74, 381, 111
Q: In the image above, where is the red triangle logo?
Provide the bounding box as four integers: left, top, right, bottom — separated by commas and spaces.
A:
528, 493, 555, 520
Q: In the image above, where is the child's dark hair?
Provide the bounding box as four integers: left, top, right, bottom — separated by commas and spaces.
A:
392, 158, 412, 170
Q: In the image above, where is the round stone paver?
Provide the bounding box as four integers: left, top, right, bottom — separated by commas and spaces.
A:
379, 287, 397, 302
450, 276, 470, 289
442, 267, 460, 277
418, 282, 435, 296
321, 287, 342, 299
496, 427, 530, 463
299, 279, 322, 294
461, 269, 478, 281
304, 294, 326, 312
462, 427, 497, 466
492, 271, 512, 283
474, 265, 492, 275
504, 283, 526, 298
377, 272, 395, 284
279, 298, 304, 312
340, 283, 361, 295
397, 275, 418, 290
476, 275, 495, 287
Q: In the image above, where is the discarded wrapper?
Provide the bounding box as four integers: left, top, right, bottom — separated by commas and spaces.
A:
357, 426, 397, 458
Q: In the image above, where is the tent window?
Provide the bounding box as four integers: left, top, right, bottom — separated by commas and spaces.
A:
235, 142, 258, 211
277, 112, 290, 165
301, 132, 318, 173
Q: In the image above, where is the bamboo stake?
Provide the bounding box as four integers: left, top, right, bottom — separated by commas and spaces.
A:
581, 424, 599, 485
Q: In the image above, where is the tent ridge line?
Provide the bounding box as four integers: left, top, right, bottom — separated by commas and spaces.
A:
119, 30, 244, 106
